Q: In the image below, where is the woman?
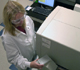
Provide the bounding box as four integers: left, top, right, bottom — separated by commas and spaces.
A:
1, 1, 43, 70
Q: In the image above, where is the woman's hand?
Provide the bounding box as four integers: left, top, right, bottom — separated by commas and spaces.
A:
30, 59, 44, 69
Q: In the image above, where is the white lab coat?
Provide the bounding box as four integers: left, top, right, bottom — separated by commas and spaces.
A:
1, 15, 36, 70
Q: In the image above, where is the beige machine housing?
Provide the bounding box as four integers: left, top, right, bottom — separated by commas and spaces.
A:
36, 6, 80, 70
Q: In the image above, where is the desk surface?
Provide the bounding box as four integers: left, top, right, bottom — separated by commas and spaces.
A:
26, 3, 48, 22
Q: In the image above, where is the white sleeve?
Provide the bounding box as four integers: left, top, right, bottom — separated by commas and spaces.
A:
27, 15, 36, 37
26, 15, 35, 31
1, 37, 31, 70
27, 16, 36, 44
26, 15, 36, 40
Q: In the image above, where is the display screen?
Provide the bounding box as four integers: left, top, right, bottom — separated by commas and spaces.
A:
38, 0, 55, 7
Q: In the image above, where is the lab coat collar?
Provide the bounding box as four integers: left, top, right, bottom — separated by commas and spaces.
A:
15, 27, 27, 37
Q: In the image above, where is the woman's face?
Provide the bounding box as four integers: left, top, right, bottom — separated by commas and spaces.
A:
11, 12, 25, 27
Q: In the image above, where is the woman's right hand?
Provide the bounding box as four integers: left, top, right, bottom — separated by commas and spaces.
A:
30, 59, 44, 69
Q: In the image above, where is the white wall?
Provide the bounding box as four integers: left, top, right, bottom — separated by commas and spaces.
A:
17, 0, 33, 8
0, 0, 8, 24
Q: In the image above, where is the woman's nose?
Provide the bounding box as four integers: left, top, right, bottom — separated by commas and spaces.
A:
20, 20, 23, 23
